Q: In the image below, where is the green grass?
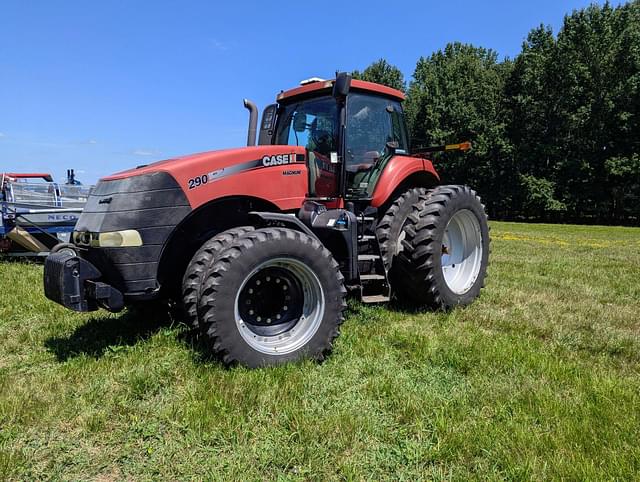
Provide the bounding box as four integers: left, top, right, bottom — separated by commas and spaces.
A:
1, 221, 639, 480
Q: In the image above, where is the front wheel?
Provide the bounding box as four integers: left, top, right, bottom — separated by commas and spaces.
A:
395, 185, 490, 309
50, 243, 78, 257
197, 228, 347, 367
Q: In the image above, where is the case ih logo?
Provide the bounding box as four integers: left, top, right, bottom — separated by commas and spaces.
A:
262, 154, 293, 167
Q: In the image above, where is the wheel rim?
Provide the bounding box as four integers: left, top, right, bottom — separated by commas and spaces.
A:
441, 209, 483, 295
234, 257, 325, 355
56, 247, 76, 257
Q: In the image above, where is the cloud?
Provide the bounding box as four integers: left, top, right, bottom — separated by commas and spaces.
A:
133, 149, 159, 157
88, 139, 97, 144
210, 38, 229, 51
0, 132, 5, 138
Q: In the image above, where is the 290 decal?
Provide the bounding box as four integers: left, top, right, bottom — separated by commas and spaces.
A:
187, 174, 209, 190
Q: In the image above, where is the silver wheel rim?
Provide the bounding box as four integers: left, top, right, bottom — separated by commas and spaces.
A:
234, 257, 325, 355
441, 209, 483, 295
56, 248, 76, 257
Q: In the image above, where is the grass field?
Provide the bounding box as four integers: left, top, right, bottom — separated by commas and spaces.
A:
1, 221, 639, 480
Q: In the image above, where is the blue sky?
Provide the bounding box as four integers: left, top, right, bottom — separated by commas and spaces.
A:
1, 0, 613, 184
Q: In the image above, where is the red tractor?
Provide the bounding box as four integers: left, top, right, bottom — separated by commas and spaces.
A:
44, 74, 490, 367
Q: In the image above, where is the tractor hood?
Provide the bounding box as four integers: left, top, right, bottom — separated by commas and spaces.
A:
104, 146, 305, 183
102, 145, 308, 211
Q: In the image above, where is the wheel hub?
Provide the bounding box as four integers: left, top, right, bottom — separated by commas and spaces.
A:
237, 267, 303, 336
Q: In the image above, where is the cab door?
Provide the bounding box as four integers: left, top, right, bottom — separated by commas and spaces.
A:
344, 93, 409, 199
275, 96, 340, 198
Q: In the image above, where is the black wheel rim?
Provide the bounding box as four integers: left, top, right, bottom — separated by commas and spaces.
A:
237, 267, 304, 336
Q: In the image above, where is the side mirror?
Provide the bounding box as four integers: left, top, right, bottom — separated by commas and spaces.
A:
293, 112, 307, 132
332, 72, 352, 99
386, 140, 399, 152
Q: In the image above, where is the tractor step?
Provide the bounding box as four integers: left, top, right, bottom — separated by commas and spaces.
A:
357, 253, 390, 303
362, 294, 391, 303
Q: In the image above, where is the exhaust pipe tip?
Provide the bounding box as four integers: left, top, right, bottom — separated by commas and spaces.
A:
243, 99, 258, 147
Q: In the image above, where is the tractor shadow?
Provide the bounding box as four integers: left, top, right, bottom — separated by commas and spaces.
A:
44, 296, 426, 364
44, 305, 215, 363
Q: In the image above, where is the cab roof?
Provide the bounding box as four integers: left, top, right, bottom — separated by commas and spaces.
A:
277, 78, 405, 103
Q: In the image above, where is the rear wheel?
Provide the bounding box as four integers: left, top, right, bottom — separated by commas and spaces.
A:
396, 185, 490, 309
197, 228, 346, 367
181, 226, 253, 329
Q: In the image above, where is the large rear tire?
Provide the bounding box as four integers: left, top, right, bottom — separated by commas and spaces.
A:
181, 226, 253, 330
197, 228, 347, 367
396, 185, 489, 309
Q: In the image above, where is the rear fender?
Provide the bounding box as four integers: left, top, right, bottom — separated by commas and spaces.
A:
370, 156, 439, 208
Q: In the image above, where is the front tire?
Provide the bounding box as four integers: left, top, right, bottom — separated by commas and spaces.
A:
181, 227, 253, 330
396, 185, 490, 309
197, 228, 347, 367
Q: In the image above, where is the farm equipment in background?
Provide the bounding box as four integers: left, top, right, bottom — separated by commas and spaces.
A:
1, 171, 92, 257
44, 74, 490, 367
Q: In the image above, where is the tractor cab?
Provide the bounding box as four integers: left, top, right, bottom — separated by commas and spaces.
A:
259, 74, 409, 203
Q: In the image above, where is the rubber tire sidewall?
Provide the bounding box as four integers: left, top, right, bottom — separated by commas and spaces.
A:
377, 187, 428, 271
198, 228, 346, 367
181, 226, 253, 330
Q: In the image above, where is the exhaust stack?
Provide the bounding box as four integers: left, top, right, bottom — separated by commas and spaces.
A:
243, 99, 258, 146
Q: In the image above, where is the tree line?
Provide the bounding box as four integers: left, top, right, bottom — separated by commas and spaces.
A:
353, 1, 639, 224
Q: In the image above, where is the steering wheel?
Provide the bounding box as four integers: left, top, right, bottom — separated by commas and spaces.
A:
311, 129, 333, 154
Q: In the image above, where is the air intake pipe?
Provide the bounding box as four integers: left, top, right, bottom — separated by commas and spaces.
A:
243, 99, 258, 146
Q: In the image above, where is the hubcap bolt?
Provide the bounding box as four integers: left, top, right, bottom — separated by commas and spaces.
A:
246, 300, 251, 305
276, 314, 281, 319
248, 288, 254, 294
249, 310, 254, 315
266, 318, 271, 324
266, 276, 271, 281
256, 280, 261, 286
283, 285, 287, 291
284, 306, 288, 311
275, 278, 280, 283
257, 316, 261, 322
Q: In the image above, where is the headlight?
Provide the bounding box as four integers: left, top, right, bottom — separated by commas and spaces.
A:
73, 230, 143, 248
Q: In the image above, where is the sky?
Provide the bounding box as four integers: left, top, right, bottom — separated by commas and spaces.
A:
0, 0, 616, 184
